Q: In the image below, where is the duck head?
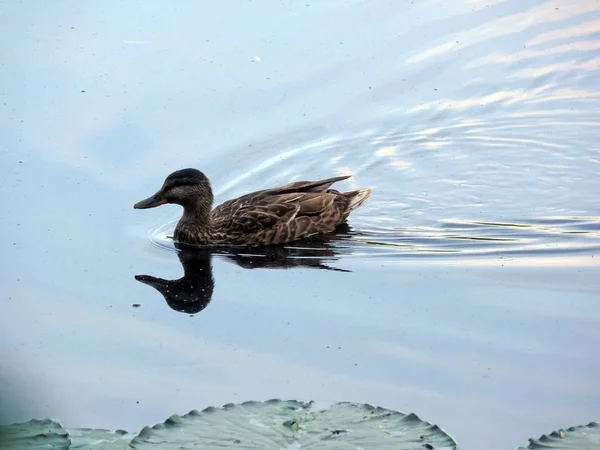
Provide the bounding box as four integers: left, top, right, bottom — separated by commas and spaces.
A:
133, 168, 214, 212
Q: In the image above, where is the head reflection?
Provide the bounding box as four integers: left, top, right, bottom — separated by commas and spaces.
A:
135, 246, 214, 314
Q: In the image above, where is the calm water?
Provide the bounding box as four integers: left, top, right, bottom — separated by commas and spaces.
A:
1, 1, 599, 449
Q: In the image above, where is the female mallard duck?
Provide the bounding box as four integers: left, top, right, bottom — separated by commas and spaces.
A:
134, 168, 371, 246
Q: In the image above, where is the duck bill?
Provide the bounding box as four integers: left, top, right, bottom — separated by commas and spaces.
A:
134, 274, 164, 286
133, 192, 167, 209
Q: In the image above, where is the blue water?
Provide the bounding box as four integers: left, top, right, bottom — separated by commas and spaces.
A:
1, 1, 599, 449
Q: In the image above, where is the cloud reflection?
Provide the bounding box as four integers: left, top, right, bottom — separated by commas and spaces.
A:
511, 57, 600, 78
406, 1, 600, 64
468, 40, 600, 67
528, 18, 600, 46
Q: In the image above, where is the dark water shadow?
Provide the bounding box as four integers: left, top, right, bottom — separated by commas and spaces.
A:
211, 223, 354, 272
135, 225, 353, 315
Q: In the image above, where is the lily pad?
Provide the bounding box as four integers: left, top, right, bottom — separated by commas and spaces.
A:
518, 421, 600, 449
130, 399, 457, 449
0, 420, 131, 450
68, 427, 131, 449
0, 418, 70, 449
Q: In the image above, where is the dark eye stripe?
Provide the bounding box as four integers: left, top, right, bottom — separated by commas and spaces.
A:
164, 178, 200, 190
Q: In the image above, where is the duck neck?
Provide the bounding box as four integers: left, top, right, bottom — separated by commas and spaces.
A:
175, 203, 213, 244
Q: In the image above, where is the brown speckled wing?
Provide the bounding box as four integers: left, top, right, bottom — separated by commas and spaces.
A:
297, 193, 336, 215
226, 203, 300, 234
267, 195, 348, 244
205, 174, 369, 245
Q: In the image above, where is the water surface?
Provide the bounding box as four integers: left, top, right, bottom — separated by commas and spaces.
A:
1, 1, 599, 449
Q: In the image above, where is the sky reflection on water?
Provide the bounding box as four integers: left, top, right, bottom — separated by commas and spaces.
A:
1, 1, 599, 450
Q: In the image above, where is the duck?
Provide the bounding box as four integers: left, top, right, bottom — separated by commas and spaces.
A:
134, 168, 371, 246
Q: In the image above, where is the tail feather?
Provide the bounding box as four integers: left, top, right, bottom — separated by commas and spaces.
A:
343, 188, 372, 213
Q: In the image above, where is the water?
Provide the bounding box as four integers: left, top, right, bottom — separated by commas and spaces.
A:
1, 1, 599, 449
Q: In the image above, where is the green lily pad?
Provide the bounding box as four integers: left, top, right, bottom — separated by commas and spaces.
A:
0, 418, 70, 449
0, 420, 131, 450
68, 427, 131, 449
130, 399, 457, 449
518, 421, 600, 449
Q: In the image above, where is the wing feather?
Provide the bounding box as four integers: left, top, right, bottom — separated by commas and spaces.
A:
225, 203, 300, 233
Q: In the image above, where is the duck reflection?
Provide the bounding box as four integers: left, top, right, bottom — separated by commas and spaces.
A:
135, 228, 351, 315
135, 247, 215, 314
